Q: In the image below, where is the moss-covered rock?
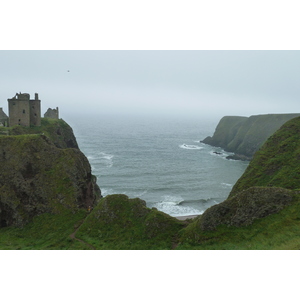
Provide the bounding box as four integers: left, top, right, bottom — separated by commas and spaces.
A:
0, 126, 100, 228
196, 187, 296, 231
76, 194, 185, 249
202, 113, 300, 160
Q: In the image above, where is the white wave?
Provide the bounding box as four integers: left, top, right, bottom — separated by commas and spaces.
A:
179, 144, 203, 150
100, 188, 115, 196
221, 182, 233, 187
100, 152, 114, 161
152, 195, 203, 217
88, 152, 114, 168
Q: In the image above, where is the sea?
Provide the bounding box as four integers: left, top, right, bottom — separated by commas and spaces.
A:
67, 114, 249, 217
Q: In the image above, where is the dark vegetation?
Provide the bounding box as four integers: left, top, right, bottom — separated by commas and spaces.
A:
2, 116, 300, 250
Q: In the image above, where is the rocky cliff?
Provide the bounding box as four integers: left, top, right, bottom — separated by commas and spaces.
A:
184, 116, 300, 233
202, 113, 300, 160
0, 119, 101, 228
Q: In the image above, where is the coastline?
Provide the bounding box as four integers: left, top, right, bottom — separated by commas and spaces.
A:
175, 214, 199, 220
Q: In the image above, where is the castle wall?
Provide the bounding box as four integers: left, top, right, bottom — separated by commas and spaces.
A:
30, 100, 41, 126
7, 93, 41, 127
44, 107, 59, 119
8, 99, 30, 127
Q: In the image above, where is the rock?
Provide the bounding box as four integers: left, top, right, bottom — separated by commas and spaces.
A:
197, 187, 296, 231
0, 120, 101, 228
202, 113, 300, 160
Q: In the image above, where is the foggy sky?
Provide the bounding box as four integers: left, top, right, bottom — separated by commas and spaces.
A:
1, 50, 299, 120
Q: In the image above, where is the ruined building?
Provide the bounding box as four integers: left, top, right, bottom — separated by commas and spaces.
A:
7, 92, 41, 127
44, 107, 59, 119
0, 108, 8, 127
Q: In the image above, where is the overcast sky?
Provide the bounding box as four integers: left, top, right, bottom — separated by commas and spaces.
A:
1, 50, 299, 120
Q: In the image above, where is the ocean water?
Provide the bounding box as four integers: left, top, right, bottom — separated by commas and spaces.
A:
68, 114, 249, 217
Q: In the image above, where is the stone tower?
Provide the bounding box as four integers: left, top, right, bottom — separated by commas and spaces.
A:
30, 93, 41, 126
7, 92, 41, 127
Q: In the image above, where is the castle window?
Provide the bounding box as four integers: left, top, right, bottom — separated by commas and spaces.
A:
23, 109, 25, 114
34, 113, 37, 117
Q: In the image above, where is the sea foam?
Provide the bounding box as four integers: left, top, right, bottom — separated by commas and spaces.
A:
179, 144, 203, 150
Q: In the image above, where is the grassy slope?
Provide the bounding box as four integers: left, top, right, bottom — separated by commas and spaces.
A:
229, 116, 300, 196
0, 195, 186, 250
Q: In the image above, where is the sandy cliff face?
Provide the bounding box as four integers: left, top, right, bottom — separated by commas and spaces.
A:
0, 119, 101, 228
202, 113, 300, 160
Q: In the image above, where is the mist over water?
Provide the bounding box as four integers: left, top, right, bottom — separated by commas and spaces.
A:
69, 114, 248, 217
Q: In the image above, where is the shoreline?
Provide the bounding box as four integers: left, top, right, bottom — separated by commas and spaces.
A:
175, 214, 200, 220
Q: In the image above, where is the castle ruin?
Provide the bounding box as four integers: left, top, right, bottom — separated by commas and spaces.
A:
8, 92, 41, 127
0, 108, 8, 127
1, 92, 59, 127
44, 107, 59, 119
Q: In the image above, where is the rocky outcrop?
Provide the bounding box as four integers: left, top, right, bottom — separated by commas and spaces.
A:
0, 120, 101, 228
202, 113, 300, 160
76, 194, 185, 249
197, 187, 296, 231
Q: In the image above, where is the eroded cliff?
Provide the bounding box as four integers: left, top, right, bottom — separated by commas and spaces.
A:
202, 113, 300, 160
0, 119, 101, 228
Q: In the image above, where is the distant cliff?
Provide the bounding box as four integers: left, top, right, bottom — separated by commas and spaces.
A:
0, 119, 101, 228
202, 113, 300, 160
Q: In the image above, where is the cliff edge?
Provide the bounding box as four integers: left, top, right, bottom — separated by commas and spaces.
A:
0, 119, 101, 228
202, 113, 300, 160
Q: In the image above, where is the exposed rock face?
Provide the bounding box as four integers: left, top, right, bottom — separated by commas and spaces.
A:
197, 187, 296, 231
0, 120, 101, 228
202, 114, 300, 160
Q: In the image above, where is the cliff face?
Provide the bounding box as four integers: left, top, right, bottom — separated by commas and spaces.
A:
202, 113, 300, 160
0, 119, 101, 228
187, 116, 300, 232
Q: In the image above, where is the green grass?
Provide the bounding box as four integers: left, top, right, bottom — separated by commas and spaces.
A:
0, 209, 89, 250
230, 116, 300, 196
0, 117, 78, 149
177, 194, 300, 250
